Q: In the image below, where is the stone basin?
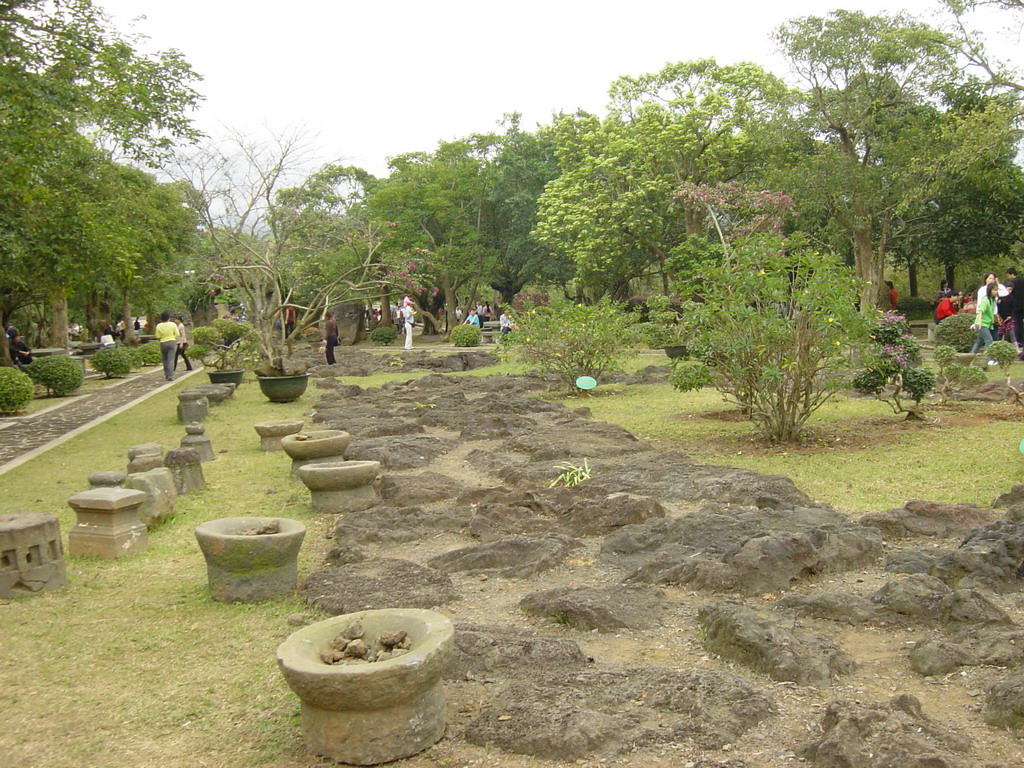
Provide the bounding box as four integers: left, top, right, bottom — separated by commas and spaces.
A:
194, 517, 305, 602
276, 608, 453, 765
296, 460, 381, 514
253, 419, 304, 451
297, 460, 380, 491
281, 430, 351, 460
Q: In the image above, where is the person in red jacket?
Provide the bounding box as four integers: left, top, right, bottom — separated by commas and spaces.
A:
885, 281, 898, 311
935, 290, 959, 323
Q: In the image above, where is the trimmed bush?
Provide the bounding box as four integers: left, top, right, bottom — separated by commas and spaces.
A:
91, 348, 133, 378
935, 313, 978, 353
451, 324, 481, 347
368, 326, 399, 346
0, 367, 35, 414
895, 295, 935, 321
25, 355, 84, 396
134, 341, 163, 366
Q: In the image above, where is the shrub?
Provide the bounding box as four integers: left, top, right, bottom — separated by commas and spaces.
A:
134, 341, 163, 366
679, 236, 870, 442
933, 345, 987, 404
188, 319, 260, 371
854, 311, 934, 419
368, 326, 398, 346
669, 361, 712, 392
0, 367, 35, 414
935, 313, 977, 353
450, 324, 481, 347
501, 298, 633, 390
90, 348, 133, 378
25, 355, 84, 396
895, 295, 935, 321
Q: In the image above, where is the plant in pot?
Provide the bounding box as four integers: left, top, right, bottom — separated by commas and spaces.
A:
187, 319, 261, 385
638, 294, 688, 358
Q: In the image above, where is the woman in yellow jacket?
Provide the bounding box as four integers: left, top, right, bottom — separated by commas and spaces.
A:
155, 310, 180, 381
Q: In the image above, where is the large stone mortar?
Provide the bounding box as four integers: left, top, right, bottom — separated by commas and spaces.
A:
194, 517, 305, 602
276, 609, 453, 765
296, 460, 381, 513
281, 430, 351, 475
254, 419, 304, 452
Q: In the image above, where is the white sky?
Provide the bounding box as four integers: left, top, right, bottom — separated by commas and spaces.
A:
100, 0, 1022, 177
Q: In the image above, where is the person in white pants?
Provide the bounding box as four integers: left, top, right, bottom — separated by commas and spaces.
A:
402, 299, 415, 350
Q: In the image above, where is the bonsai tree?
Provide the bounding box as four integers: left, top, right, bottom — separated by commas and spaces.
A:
933, 345, 987, 405
852, 312, 936, 420
187, 319, 261, 371
632, 294, 687, 349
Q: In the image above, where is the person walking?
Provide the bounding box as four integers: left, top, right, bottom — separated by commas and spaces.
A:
1008, 268, 1024, 358
155, 310, 180, 381
971, 282, 1001, 363
174, 315, 193, 372
402, 297, 415, 350
323, 311, 338, 365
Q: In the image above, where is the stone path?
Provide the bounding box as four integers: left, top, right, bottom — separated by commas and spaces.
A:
0, 367, 203, 474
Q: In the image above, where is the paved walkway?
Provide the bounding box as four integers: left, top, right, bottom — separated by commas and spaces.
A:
0, 366, 204, 475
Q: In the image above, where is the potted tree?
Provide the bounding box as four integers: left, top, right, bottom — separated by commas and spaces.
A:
187, 319, 261, 385
638, 295, 688, 359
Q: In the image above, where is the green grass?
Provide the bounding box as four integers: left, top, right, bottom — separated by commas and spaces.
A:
581, 361, 1024, 512
3, 350, 1023, 766
1, 376, 321, 768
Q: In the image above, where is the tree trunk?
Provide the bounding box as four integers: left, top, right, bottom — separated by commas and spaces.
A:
443, 273, 457, 340
122, 293, 139, 345
908, 262, 918, 298
945, 264, 956, 291
49, 293, 68, 348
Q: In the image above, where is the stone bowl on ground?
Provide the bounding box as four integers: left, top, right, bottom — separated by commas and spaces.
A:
296, 460, 382, 514
254, 419, 304, 451
281, 430, 351, 474
194, 517, 305, 603
276, 608, 454, 765
297, 460, 380, 491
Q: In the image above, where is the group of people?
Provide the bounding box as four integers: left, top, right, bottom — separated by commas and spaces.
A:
932, 269, 1024, 362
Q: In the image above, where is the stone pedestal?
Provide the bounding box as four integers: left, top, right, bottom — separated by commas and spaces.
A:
125, 467, 178, 528
277, 609, 454, 765
180, 422, 214, 462
0, 513, 68, 597
177, 390, 209, 423
281, 430, 351, 475
67, 488, 148, 559
88, 471, 127, 489
165, 447, 205, 494
254, 419, 304, 451
194, 383, 235, 405
194, 517, 305, 602
126, 443, 163, 474
297, 460, 381, 513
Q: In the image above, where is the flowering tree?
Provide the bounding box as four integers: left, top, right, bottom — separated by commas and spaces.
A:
672, 235, 870, 442
852, 312, 936, 419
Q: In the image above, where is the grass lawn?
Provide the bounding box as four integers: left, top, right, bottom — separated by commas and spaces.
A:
2, 350, 1023, 767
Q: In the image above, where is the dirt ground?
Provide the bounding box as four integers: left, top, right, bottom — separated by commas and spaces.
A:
296, 421, 1024, 768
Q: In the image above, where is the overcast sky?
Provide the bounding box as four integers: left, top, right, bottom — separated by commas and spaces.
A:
99, 0, 1020, 177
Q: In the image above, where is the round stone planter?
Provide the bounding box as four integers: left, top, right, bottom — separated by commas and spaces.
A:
257, 373, 309, 403
297, 460, 381, 513
281, 430, 351, 475
194, 517, 305, 603
276, 609, 454, 765
254, 419, 304, 451
208, 369, 245, 386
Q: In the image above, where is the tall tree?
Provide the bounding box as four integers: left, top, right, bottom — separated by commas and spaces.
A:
0, 0, 202, 356
534, 60, 791, 299
774, 10, 1018, 310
